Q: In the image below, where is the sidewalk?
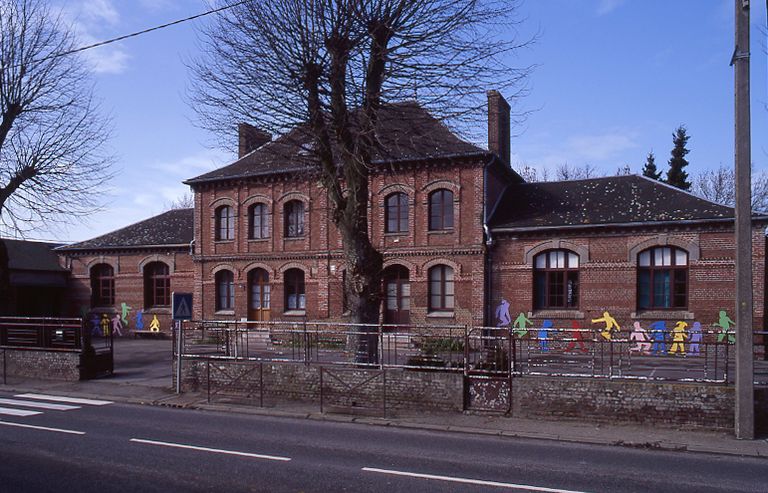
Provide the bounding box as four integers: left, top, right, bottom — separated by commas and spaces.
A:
2, 373, 767, 459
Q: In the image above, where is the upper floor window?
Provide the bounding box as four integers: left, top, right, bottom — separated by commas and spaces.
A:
249, 203, 270, 239
534, 250, 579, 310
385, 192, 408, 233
215, 205, 235, 241
144, 262, 170, 308
215, 270, 235, 311
284, 200, 305, 238
90, 264, 114, 307
429, 189, 454, 231
284, 268, 306, 311
428, 265, 454, 312
637, 246, 688, 310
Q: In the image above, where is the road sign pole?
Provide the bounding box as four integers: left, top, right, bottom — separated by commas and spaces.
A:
176, 319, 183, 394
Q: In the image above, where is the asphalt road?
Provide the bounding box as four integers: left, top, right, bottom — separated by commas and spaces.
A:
1, 392, 767, 493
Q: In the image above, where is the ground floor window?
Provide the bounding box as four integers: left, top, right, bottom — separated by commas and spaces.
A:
285, 268, 305, 311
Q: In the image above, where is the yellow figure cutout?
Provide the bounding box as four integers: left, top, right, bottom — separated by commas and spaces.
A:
669, 321, 688, 355
591, 311, 620, 341
149, 315, 161, 332
100, 313, 110, 337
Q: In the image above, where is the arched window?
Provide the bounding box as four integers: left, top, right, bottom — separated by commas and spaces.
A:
533, 250, 579, 309
429, 189, 454, 231
249, 203, 270, 239
284, 268, 305, 311
637, 246, 688, 309
284, 200, 305, 238
90, 264, 114, 307
144, 262, 170, 308
428, 265, 454, 312
215, 270, 235, 311
215, 205, 235, 241
385, 192, 408, 233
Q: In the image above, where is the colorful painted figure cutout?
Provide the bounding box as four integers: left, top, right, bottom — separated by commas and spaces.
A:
149, 315, 161, 332
715, 310, 736, 344
649, 321, 667, 356
111, 313, 124, 337
688, 321, 702, 356
512, 312, 532, 338
120, 302, 132, 327
100, 314, 111, 337
566, 321, 588, 353
135, 310, 145, 330
591, 311, 620, 341
495, 299, 511, 326
538, 320, 553, 352
669, 321, 688, 355
629, 322, 651, 355
90, 313, 101, 336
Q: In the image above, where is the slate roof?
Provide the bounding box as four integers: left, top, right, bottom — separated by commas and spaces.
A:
57, 208, 194, 251
1, 239, 66, 272
185, 102, 486, 185
489, 175, 760, 231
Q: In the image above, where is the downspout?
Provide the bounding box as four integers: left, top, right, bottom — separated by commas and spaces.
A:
483, 158, 495, 327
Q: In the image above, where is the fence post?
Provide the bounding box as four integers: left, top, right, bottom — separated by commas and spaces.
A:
319, 367, 324, 413
378, 322, 384, 369
463, 325, 469, 377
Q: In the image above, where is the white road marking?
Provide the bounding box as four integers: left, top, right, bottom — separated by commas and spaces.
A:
0, 398, 80, 411
129, 438, 292, 462
14, 394, 113, 406
361, 467, 592, 493
0, 421, 85, 435
0, 406, 41, 417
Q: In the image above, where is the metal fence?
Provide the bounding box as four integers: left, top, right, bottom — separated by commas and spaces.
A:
173, 319, 768, 384
0, 316, 83, 349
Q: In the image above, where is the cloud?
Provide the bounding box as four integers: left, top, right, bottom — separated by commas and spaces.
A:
58, 0, 130, 75
565, 133, 638, 162
515, 130, 639, 172
596, 0, 625, 15
150, 148, 232, 175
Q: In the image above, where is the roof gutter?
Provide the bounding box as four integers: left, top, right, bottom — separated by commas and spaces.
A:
491, 216, 768, 234
56, 243, 190, 253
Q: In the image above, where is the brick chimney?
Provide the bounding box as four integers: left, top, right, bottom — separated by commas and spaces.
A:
487, 90, 510, 165
238, 123, 271, 158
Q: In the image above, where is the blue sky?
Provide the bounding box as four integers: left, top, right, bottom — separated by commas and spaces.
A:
25, 0, 768, 242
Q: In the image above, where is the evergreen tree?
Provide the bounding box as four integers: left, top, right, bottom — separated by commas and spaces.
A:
666, 126, 692, 190
641, 151, 661, 180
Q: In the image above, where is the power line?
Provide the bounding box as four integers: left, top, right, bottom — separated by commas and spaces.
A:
37, 0, 252, 64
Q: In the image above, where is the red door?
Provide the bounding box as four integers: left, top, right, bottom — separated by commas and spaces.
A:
384, 266, 410, 325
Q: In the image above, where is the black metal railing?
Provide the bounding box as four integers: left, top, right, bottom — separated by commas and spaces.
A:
0, 317, 83, 350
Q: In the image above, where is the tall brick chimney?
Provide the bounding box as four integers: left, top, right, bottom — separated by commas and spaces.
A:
487, 90, 510, 165
238, 123, 271, 158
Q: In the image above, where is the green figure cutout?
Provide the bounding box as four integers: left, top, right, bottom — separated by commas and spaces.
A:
715, 310, 736, 344
120, 302, 132, 327
512, 312, 532, 338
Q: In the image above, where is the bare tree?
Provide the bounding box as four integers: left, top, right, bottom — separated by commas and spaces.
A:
555, 162, 598, 181
0, 0, 112, 235
190, 0, 530, 360
164, 193, 195, 211
692, 164, 768, 212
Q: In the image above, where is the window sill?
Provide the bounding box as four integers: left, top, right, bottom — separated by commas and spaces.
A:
427, 311, 455, 319
427, 229, 454, 235
283, 310, 306, 317
530, 310, 584, 320
283, 237, 306, 241
384, 232, 409, 237
631, 310, 694, 320
90, 306, 117, 312
214, 310, 235, 317
214, 240, 235, 244
145, 307, 171, 313
247, 238, 270, 242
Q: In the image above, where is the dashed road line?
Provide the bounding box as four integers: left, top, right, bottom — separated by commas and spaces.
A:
0, 406, 41, 417
0, 421, 85, 435
361, 467, 592, 493
129, 438, 292, 462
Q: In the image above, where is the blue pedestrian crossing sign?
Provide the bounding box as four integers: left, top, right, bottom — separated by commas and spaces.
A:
172, 292, 193, 321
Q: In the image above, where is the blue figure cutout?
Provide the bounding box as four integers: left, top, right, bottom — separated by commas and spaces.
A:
688, 321, 702, 357
135, 310, 145, 331
495, 299, 511, 326
90, 313, 101, 336
649, 321, 667, 356
539, 320, 553, 353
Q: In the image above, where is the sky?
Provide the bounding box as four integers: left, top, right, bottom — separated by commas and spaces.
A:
15, 0, 768, 243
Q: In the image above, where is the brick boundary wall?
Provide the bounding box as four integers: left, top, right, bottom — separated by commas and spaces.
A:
173, 357, 764, 429
1, 347, 81, 381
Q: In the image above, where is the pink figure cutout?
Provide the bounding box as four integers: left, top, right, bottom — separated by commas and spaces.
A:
111, 313, 124, 337
629, 322, 651, 355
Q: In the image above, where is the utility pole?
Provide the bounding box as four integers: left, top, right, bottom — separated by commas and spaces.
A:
733, 0, 753, 439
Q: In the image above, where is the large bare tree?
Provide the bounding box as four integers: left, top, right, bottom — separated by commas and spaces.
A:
0, 0, 111, 234
693, 164, 768, 212
190, 0, 529, 360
